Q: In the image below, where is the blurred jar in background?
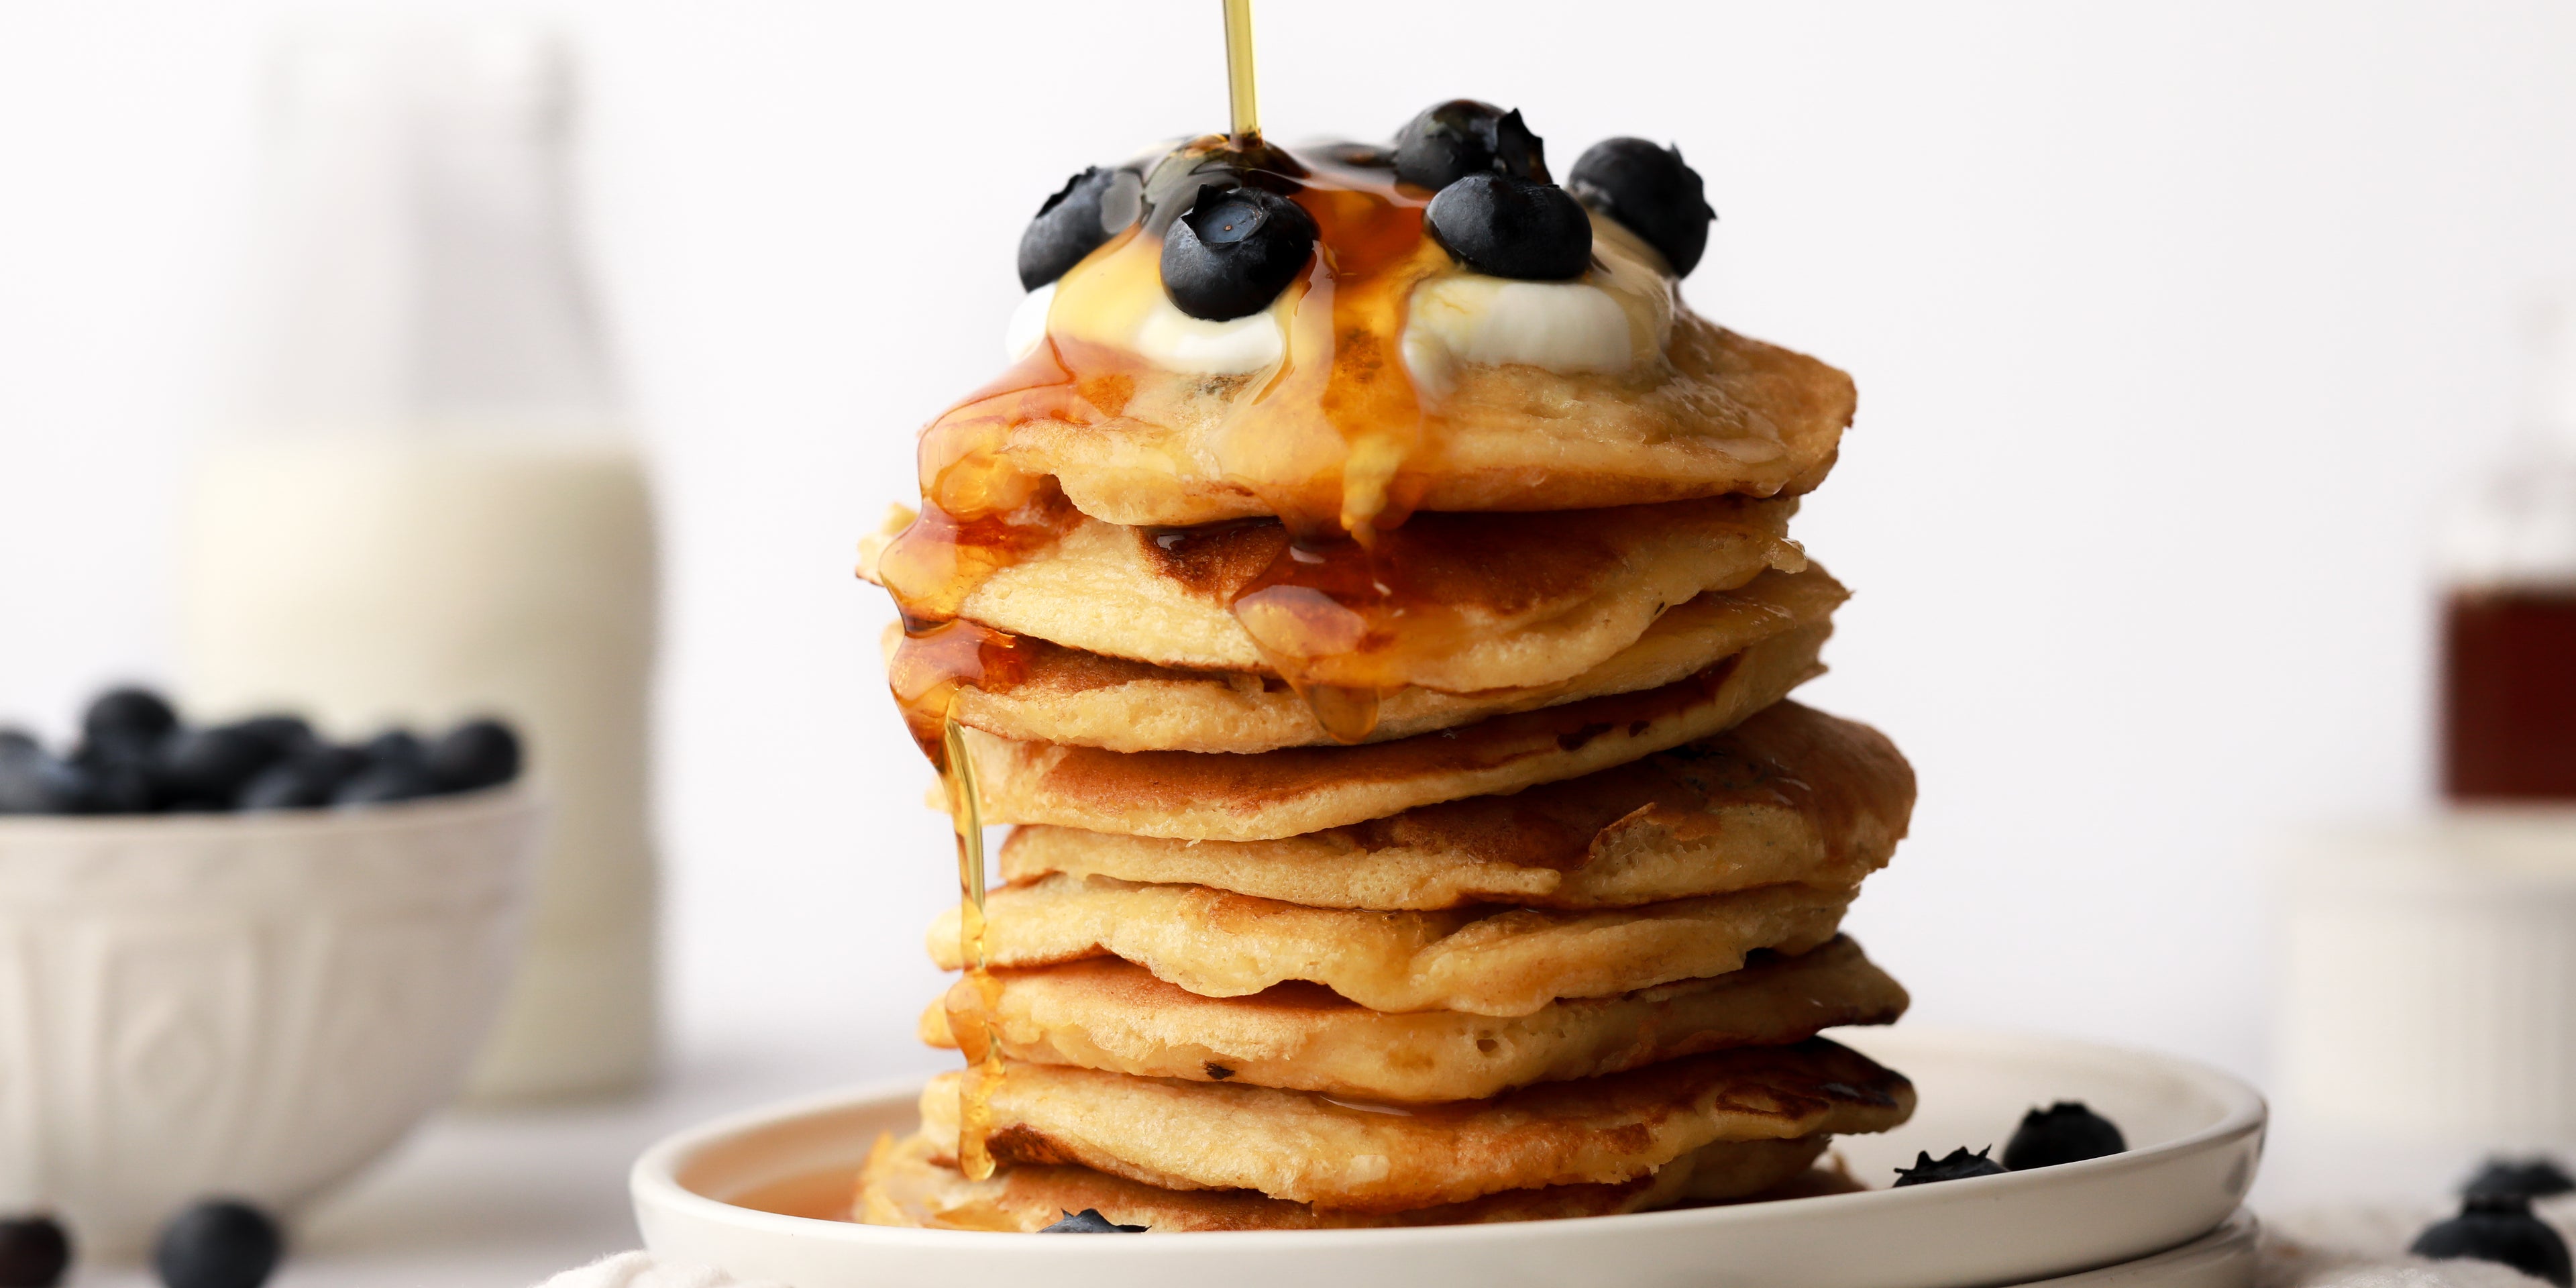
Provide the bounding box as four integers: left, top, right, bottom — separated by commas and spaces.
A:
179, 25, 659, 1102
2440, 297, 2576, 802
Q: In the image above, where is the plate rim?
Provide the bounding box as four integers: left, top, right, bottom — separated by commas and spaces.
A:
630, 1025, 2268, 1251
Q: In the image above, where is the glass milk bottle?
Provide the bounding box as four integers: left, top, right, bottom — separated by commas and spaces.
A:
178, 25, 660, 1100
2440, 296, 2576, 803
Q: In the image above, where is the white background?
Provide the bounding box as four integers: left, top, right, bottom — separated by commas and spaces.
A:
3, 0, 2573, 1099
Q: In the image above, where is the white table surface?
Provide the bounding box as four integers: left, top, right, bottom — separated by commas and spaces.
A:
65, 1033, 937, 1288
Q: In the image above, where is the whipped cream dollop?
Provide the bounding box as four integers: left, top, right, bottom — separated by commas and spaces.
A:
1000, 209, 1675, 387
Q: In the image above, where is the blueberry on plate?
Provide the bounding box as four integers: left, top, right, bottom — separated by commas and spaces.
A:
1566, 138, 1715, 277
1426, 174, 1593, 281
0, 1214, 71, 1288
363, 729, 426, 767
1892, 1146, 2006, 1187
2411, 1193, 2573, 1287
2002, 1101, 2127, 1171
427, 718, 521, 794
1038, 1208, 1146, 1234
0, 729, 37, 758
2467, 1157, 2576, 1201
81, 686, 178, 749
1160, 184, 1318, 321
154, 1200, 282, 1288
1393, 99, 1548, 191
1019, 166, 1143, 290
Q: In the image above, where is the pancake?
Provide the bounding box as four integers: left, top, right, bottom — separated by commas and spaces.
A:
910, 566, 1846, 754
855, 1128, 1829, 1231
920, 936, 1907, 1102
914, 1038, 1911, 1210
861, 493, 1803, 694
941, 314, 1855, 531
926, 876, 1854, 1017
957, 622, 1827, 842
998, 701, 1912, 910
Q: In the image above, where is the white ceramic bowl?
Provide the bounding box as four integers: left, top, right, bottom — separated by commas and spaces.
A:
0, 789, 544, 1256
632, 1026, 2266, 1288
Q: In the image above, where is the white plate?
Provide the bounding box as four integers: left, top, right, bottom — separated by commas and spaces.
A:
631, 1027, 2265, 1288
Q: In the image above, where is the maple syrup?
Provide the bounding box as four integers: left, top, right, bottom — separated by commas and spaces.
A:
2442, 588, 2576, 800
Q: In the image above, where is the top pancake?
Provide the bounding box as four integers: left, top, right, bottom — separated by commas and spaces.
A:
861, 493, 1802, 693
949, 315, 1856, 529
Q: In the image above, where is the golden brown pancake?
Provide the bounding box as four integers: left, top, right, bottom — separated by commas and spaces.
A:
920, 936, 1907, 1102
998, 701, 1913, 910
855, 1128, 1829, 1231
860, 494, 1803, 693
954, 315, 1855, 530
914, 1038, 1911, 1210
927, 876, 1854, 1016
908, 567, 1846, 754
958, 623, 1826, 842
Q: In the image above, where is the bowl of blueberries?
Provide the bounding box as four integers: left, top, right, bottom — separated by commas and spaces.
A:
0, 686, 543, 1263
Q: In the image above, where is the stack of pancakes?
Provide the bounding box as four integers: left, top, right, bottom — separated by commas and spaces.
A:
856, 180, 1918, 1231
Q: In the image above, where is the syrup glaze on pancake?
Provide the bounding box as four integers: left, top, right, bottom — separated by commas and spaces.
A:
998, 701, 1912, 910
855, 1128, 1830, 1231
957, 622, 1827, 842
919, 937, 1907, 1102
926, 875, 1854, 1017
869, 142, 1839, 747
913, 1038, 1911, 1210
864, 492, 1802, 697
898, 566, 1845, 754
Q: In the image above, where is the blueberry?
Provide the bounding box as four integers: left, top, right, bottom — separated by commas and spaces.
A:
2412, 1193, 2573, 1287
0, 735, 87, 816
236, 748, 355, 811
1567, 138, 1715, 277
1426, 174, 1593, 281
81, 686, 178, 748
2468, 1157, 2576, 1201
0, 1216, 70, 1288
1038, 1208, 1146, 1234
427, 718, 521, 794
154, 1200, 281, 1288
1019, 166, 1144, 290
1159, 184, 1318, 321
363, 730, 425, 766
158, 726, 284, 809
225, 716, 315, 761
332, 757, 438, 807
1892, 1146, 2007, 1187
1393, 100, 1548, 191
2002, 1101, 2127, 1171
73, 738, 170, 814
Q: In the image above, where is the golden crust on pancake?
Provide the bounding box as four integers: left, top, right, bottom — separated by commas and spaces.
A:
859, 494, 1802, 693
909, 567, 1845, 754
969, 316, 1856, 530
927, 875, 1854, 1017
920, 936, 1907, 1102
998, 701, 1912, 910
854, 1128, 1828, 1231
914, 1038, 1910, 1210
959, 624, 1826, 843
